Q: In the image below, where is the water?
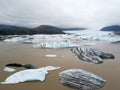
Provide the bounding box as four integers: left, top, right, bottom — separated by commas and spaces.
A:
0, 41, 120, 90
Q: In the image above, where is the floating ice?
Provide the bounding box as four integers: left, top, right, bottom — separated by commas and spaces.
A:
59, 69, 106, 90
70, 30, 120, 42
45, 54, 57, 57
4, 67, 16, 72
3, 31, 120, 48
4, 37, 25, 42
82, 43, 96, 46
33, 41, 79, 48
1, 66, 60, 84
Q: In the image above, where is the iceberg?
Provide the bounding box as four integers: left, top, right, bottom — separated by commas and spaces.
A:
4, 37, 25, 42
45, 54, 57, 57
33, 41, 79, 48
1, 66, 60, 84
59, 69, 106, 90
4, 67, 16, 72
70, 30, 120, 42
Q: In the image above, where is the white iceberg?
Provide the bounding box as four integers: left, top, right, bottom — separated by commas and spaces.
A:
69, 30, 120, 42
1, 66, 60, 84
33, 41, 79, 49
4, 37, 25, 42
82, 43, 96, 46
45, 54, 57, 57
4, 67, 16, 72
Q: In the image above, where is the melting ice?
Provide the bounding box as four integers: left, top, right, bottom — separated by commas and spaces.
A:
3, 31, 120, 48
1, 66, 60, 84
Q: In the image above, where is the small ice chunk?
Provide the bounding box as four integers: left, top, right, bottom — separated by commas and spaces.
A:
41, 66, 61, 71
1, 66, 60, 84
4, 67, 16, 72
45, 54, 57, 57
83, 43, 96, 46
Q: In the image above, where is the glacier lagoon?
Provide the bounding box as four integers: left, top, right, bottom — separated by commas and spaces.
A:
1, 32, 120, 90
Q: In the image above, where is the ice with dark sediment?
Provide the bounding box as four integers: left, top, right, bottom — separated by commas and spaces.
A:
59, 69, 106, 90
71, 47, 115, 64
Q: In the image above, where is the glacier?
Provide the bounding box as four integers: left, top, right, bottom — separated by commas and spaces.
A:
3, 31, 120, 48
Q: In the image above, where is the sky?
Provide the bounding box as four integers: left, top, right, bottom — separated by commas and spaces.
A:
0, 0, 120, 30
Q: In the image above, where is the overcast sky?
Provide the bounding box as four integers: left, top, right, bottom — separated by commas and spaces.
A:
0, 0, 120, 30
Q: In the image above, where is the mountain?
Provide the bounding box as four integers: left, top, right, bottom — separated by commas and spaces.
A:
61, 27, 86, 31
36, 25, 61, 30
101, 25, 120, 31
0, 24, 65, 35
34, 25, 65, 34
36, 25, 86, 31
0, 24, 86, 35
0, 24, 28, 30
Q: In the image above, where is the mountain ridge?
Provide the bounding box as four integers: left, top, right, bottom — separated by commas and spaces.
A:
101, 25, 120, 31
0, 24, 86, 35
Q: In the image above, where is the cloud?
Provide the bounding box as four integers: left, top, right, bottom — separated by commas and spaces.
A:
0, 0, 120, 30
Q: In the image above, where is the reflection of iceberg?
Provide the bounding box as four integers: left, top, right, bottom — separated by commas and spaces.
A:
1, 66, 60, 84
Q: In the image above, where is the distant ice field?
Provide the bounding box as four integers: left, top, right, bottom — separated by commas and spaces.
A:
4, 30, 120, 48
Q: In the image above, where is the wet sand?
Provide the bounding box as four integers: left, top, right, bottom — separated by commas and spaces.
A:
0, 41, 120, 90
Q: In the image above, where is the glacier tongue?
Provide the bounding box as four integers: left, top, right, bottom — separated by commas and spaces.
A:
3, 31, 120, 48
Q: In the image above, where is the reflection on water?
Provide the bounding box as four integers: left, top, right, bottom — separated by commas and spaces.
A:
0, 41, 120, 90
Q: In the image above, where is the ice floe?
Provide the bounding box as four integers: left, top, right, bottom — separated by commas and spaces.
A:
1, 66, 60, 84
45, 54, 57, 57
4, 67, 16, 72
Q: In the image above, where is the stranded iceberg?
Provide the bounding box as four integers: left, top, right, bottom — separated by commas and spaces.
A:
1, 66, 60, 84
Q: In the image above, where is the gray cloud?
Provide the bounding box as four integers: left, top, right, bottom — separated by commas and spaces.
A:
0, 0, 120, 30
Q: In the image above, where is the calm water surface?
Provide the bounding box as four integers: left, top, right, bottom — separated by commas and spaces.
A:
0, 41, 120, 90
